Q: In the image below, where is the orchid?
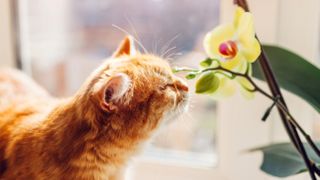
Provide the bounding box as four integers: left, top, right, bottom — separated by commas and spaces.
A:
174, 1, 320, 179
194, 6, 261, 98
204, 6, 261, 71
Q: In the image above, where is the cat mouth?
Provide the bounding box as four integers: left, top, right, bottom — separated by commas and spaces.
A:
175, 89, 190, 110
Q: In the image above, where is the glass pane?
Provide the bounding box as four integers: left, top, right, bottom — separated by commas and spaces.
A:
16, 0, 220, 166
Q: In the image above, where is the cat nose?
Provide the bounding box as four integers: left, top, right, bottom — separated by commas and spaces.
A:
174, 79, 189, 92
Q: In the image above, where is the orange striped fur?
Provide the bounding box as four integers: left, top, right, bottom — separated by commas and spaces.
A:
0, 36, 189, 180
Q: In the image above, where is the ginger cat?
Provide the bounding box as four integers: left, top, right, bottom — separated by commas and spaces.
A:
0, 36, 189, 180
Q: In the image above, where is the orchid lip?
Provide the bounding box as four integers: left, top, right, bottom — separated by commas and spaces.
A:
219, 40, 238, 59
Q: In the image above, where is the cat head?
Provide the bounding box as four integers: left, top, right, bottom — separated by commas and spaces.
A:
79, 36, 189, 136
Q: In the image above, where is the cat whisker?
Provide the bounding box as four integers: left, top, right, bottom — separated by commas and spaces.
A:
152, 37, 160, 55
124, 16, 139, 41
185, 95, 195, 109
171, 52, 183, 56
124, 16, 149, 54
166, 58, 174, 62
166, 52, 183, 62
160, 34, 180, 56
112, 24, 149, 54
161, 46, 177, 59
152, 39, 156, 55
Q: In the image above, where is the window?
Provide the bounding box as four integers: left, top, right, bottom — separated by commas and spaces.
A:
6, 1, 319, 180
15, 0, 220, 168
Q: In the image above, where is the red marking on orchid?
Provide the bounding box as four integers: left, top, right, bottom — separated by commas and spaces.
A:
219, 40, 238, 59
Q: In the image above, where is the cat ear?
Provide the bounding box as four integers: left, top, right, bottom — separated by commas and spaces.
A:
100, 73, 131, 111
113, 36, 136, 57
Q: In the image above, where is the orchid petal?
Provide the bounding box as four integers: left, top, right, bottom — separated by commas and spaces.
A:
237, 12, 255, 46
241, 38, 261, 62
234, 6, 245, 28
204, 24, 236, 58
220, 53, 245, 71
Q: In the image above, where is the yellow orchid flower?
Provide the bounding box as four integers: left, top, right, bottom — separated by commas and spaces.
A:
199, 6, 261, 99
203, 6, 261, 70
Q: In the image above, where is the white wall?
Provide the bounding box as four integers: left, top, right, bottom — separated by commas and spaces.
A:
0, 0, 15, 67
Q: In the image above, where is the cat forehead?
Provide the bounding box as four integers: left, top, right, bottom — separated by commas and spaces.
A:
110, 54, 172, 72
118, 54, 167, 63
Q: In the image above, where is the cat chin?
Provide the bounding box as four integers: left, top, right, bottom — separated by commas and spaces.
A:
163, 94, 190, 125
148, 100, 189, 142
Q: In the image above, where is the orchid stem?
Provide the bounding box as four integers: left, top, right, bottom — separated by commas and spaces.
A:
214, 65, 320, 178
207, 66, 320, 158
234, 0, 318, 179
175, 65, 320, 166
253, 84, 320, 157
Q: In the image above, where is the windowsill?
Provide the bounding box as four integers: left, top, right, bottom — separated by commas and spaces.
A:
128, 150, 223, 180
137, 146, 218, 169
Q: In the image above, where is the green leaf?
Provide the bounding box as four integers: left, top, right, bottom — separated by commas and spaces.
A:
251, 142, 320, 177
185, 72, 197, 79
200, 58, 220, 68
200, 58, 213, 67
253, 45, 320, 113
195, 72, 220, 94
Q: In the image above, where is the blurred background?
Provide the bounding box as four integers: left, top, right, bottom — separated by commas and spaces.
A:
0, 0, 319, 180
12, 0, 220, 167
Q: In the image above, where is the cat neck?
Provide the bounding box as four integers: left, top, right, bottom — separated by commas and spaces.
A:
43, 96, 149, 166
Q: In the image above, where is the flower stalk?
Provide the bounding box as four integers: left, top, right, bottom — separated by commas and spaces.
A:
233, 0, 319, 179
175, 59, 320, 179
175, 1, 320, 178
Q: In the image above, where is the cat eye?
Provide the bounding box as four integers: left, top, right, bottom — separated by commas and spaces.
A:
159, 84, 174, 91
159, 85, 167, 91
